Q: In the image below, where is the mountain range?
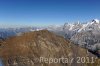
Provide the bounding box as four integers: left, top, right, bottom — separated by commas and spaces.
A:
47, 19, 100, 56
0, 19, 100, 53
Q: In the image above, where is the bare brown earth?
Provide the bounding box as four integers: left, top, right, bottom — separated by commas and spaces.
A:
0, 30, 99, 66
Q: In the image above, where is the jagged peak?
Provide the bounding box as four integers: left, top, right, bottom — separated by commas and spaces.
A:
91, 19, 100, 24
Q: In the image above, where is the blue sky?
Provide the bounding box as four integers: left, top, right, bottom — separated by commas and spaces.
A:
0, 0, 100, 26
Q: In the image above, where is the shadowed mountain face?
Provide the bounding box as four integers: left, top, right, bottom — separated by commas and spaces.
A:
0, 30, 99, 66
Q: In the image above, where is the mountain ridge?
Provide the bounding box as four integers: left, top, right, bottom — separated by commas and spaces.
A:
0, 30, 99, 66
47, 19, 100, 56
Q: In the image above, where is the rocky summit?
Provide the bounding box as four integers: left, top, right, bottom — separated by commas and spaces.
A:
0, 30, 99, 66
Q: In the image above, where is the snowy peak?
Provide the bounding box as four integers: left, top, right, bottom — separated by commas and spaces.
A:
46, 19, 100, 39
47, 19, 100, 33
91, 19, 100, 24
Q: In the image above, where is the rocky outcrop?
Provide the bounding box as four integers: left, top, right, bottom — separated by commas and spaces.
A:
0, 30, 99, 66
71, 30, 100, 57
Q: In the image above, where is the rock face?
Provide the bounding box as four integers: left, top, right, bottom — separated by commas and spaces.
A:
0, 30, 99, 66
71, 30, 100, 56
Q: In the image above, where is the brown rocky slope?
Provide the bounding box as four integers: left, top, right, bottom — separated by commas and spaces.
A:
0, 30, 99, 66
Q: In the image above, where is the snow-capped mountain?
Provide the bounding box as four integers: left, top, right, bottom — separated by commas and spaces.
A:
47, 19, 100, 38
70, 19, 100, 52
47, 19, 100, 54
78, 19, 100, 32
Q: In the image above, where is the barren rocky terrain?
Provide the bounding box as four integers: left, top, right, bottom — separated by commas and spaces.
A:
0, 30, 99, 66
